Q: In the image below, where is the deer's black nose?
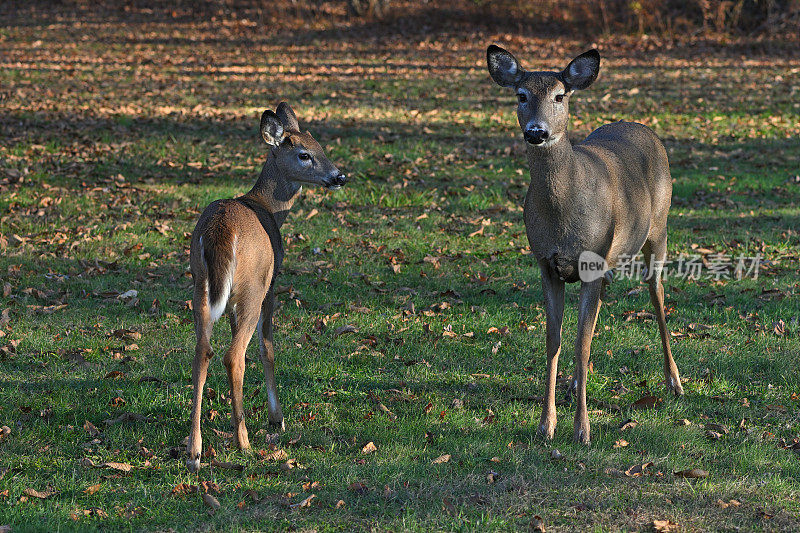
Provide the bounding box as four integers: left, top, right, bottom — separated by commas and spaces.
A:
524, 127, 549, 145
326, 173, 347, 189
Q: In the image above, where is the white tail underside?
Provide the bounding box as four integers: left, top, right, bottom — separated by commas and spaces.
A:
201, 235, 237, 323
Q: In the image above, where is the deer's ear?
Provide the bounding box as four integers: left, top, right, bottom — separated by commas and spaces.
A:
260, 110, 285, 146
561, 49, 600, 91
487, 45, 524, 88
275, 101, 299, 132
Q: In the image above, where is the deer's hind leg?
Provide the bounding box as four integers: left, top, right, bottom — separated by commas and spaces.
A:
223, 288, 263, 451
642, 236, 684, 396
187, 284, 215, 473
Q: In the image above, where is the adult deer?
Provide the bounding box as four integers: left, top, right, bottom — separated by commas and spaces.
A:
186, 102, 346, 471
487, 45, 683, 444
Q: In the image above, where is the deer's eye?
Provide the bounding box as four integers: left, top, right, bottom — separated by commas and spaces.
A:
517, 93, 528, 103
298, 153, 311, 161
555, 94, 565, 103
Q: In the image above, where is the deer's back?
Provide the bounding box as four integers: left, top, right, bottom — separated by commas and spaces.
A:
577, 121, 671, 264
190, 199, 277, 295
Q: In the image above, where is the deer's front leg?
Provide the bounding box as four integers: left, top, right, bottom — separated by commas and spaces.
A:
259, 285, 285, 431
573, 278, 603, 445
538, 260, 565, 440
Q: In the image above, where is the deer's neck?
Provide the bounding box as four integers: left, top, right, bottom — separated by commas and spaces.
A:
525, 135, 578, 213
245, 155, 302, 227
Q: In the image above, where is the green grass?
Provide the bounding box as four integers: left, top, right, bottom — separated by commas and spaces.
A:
1, 7, 799, 532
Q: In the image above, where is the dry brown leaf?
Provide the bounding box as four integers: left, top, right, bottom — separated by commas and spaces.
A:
84, 484, 102, 495
619, 418, 638, 431
171, 483, 198, 496
24, 486, 58, 499
716, 499, 741, 509
101, 462, 133, 472
348, 481, 368, 494
530, 515, 546, 532
632, 396, 662, 409
262, 449, 288, 462
624, 462, 653, 477
674, 419, 691, 426
334, 324, 358, 337
202, 492, 220, 511
361, 441, 377, 454
210, 459, 244, 471
613, 439, 629, 448
431, 454, 451, 464
290, 494, 317, 509
652, 519, 679, 532
550, 449, 564, 460
705, 423, 729, 434
674, 468, 709, 478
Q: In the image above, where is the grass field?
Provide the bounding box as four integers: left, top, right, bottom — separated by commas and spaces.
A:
1, 4, 799, 531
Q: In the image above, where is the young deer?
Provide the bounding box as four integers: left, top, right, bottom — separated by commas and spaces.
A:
487, 46, 683, 444
186, 102, 346, 471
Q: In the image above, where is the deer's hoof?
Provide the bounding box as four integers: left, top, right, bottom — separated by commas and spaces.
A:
537, 421, 556, 440
269, 417, 286, 432
573, 426, 590, 445
186, 456, 200, 473
667, 376, 684, 396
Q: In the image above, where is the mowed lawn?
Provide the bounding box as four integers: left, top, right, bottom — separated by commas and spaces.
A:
1, 5, 799, 532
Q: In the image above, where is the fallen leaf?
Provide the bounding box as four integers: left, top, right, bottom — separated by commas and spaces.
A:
202, 492, 220, 511
171, 483, 198, 496
632, 396, 662, 409
293, 493, 316, 509
83, 420, 100, 436
652, 519, 679, 532
716, 498, 741, 509
210, 459, 244, 471
262, 449, 288, 462
348, 481, 368, 494
335, 499, 346, 508
302, 481, 321, 491
334, 324, 358, 337
674, 419, 691, 426
530, 515, 546, 532
84, 484, 102, 495
431, 454, 451, 464
705, 423, 729, 434
624, 462, 653, 477
613, 439, 629, 448
619, 418, 638, 431
101, 462, 132, 473
550, 449, 564, 460
674, 468, 709, 478
23, 486, 58, 499
361, 441, 377, 454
